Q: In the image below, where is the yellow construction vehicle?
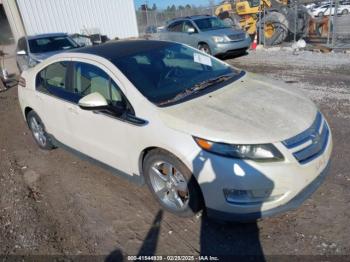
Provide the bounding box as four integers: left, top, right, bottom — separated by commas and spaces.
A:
215, 0, 317, 45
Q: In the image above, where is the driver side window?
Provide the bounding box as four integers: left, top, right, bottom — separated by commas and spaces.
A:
73, 62, 123, 104
182, 21, 196, 33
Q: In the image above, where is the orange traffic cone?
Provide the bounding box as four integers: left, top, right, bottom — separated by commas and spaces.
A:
251, 33, 258, 50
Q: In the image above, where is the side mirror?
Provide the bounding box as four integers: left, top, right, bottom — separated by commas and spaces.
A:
78, 92, 108, 110
78, 92, 126, 116
187, 27, 196, 34
17, 50, 26, 55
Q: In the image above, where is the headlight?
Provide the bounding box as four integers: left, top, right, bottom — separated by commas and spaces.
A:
194, 137, 284, 162
212, 36, 229, 43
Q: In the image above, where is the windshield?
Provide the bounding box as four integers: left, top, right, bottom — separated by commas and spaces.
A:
29, 36, 79, 54
194, 17, 231, 31
113, 43, 241, 106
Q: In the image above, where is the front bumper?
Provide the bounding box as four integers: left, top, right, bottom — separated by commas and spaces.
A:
211, 37, 251, 56
206, 161, 331, 221
192, 125, 333, 222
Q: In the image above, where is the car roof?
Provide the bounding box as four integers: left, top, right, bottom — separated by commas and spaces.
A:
168, 14, 213, 24
26, 33, 68, 40
71, 40, 174, 60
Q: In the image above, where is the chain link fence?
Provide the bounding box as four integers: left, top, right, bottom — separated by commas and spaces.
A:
290, 0, 350, 49
136, 2, 350, 50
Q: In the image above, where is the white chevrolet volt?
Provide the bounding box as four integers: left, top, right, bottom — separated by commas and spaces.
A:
18, 40, 333, 221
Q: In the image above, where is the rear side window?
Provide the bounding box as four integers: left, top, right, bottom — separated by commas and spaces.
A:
168, 21, 184, 32
45, 62, 67, 89
35, 61, 80, 102
36, 61, 68, 92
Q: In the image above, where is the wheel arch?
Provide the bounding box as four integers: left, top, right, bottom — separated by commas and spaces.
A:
24, 106, 33, 117
138, 146, 198, 182
198, 41, 209, 47
138, 146, 159, 177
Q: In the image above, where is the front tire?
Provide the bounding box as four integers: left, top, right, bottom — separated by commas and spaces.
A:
143, 149, 203, 217
260, 12, 289, 46
27, 111, 54, 150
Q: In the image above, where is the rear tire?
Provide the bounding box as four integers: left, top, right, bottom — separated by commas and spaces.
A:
342, 9, 349, 15
27, 111, 54, 150
143, 149, 203, 217
318, 11, 324, 17
198, 43, 211, 55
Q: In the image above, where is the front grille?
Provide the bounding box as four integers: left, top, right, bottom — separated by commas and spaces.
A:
282, 112, 330, 164
228, 33, 246, 41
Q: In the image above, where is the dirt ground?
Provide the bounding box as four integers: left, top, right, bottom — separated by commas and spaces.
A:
0, 49, 350, 261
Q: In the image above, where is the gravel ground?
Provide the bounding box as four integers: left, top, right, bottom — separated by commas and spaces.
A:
0, 49, 349, 261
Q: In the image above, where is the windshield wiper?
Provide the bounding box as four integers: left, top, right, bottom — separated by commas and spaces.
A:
158, 73, 235, 106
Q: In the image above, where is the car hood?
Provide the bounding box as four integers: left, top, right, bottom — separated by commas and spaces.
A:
201, 28, 245, 37
158, 72, 317, 144
31, 50, 64, 62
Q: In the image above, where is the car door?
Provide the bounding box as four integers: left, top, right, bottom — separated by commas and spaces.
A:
35, 60, 80, 146
164, 20, 184, 42
180, 20, 199, 48
64, 60, 133, 174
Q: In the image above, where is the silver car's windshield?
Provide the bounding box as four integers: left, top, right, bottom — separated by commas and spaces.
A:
194, 17, 231, 31
29, 36, 79, 54
112, 42, 242, 106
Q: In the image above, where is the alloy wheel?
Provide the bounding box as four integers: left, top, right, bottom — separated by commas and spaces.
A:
149, 161, 189, 211
30, 117, 47, 147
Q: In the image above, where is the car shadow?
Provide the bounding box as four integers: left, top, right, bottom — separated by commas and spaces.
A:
106, 150, 273, 261
191, 150, 274, 259
218, 50, 249, 61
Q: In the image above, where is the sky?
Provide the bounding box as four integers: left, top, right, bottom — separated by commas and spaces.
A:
134, 0, 220, 10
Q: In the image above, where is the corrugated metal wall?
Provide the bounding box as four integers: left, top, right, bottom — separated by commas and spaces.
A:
16, 0, 138, 39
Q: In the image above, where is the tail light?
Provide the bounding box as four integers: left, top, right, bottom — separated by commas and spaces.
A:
18, 76, 26, 87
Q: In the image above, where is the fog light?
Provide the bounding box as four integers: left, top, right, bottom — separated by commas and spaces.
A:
223, 189, 283, 205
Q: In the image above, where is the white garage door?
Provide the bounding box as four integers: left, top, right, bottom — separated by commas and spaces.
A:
16, 0, 138, 39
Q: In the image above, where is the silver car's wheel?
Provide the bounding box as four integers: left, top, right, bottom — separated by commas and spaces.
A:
198, 43, 211, 55
149, 161, 189, 211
